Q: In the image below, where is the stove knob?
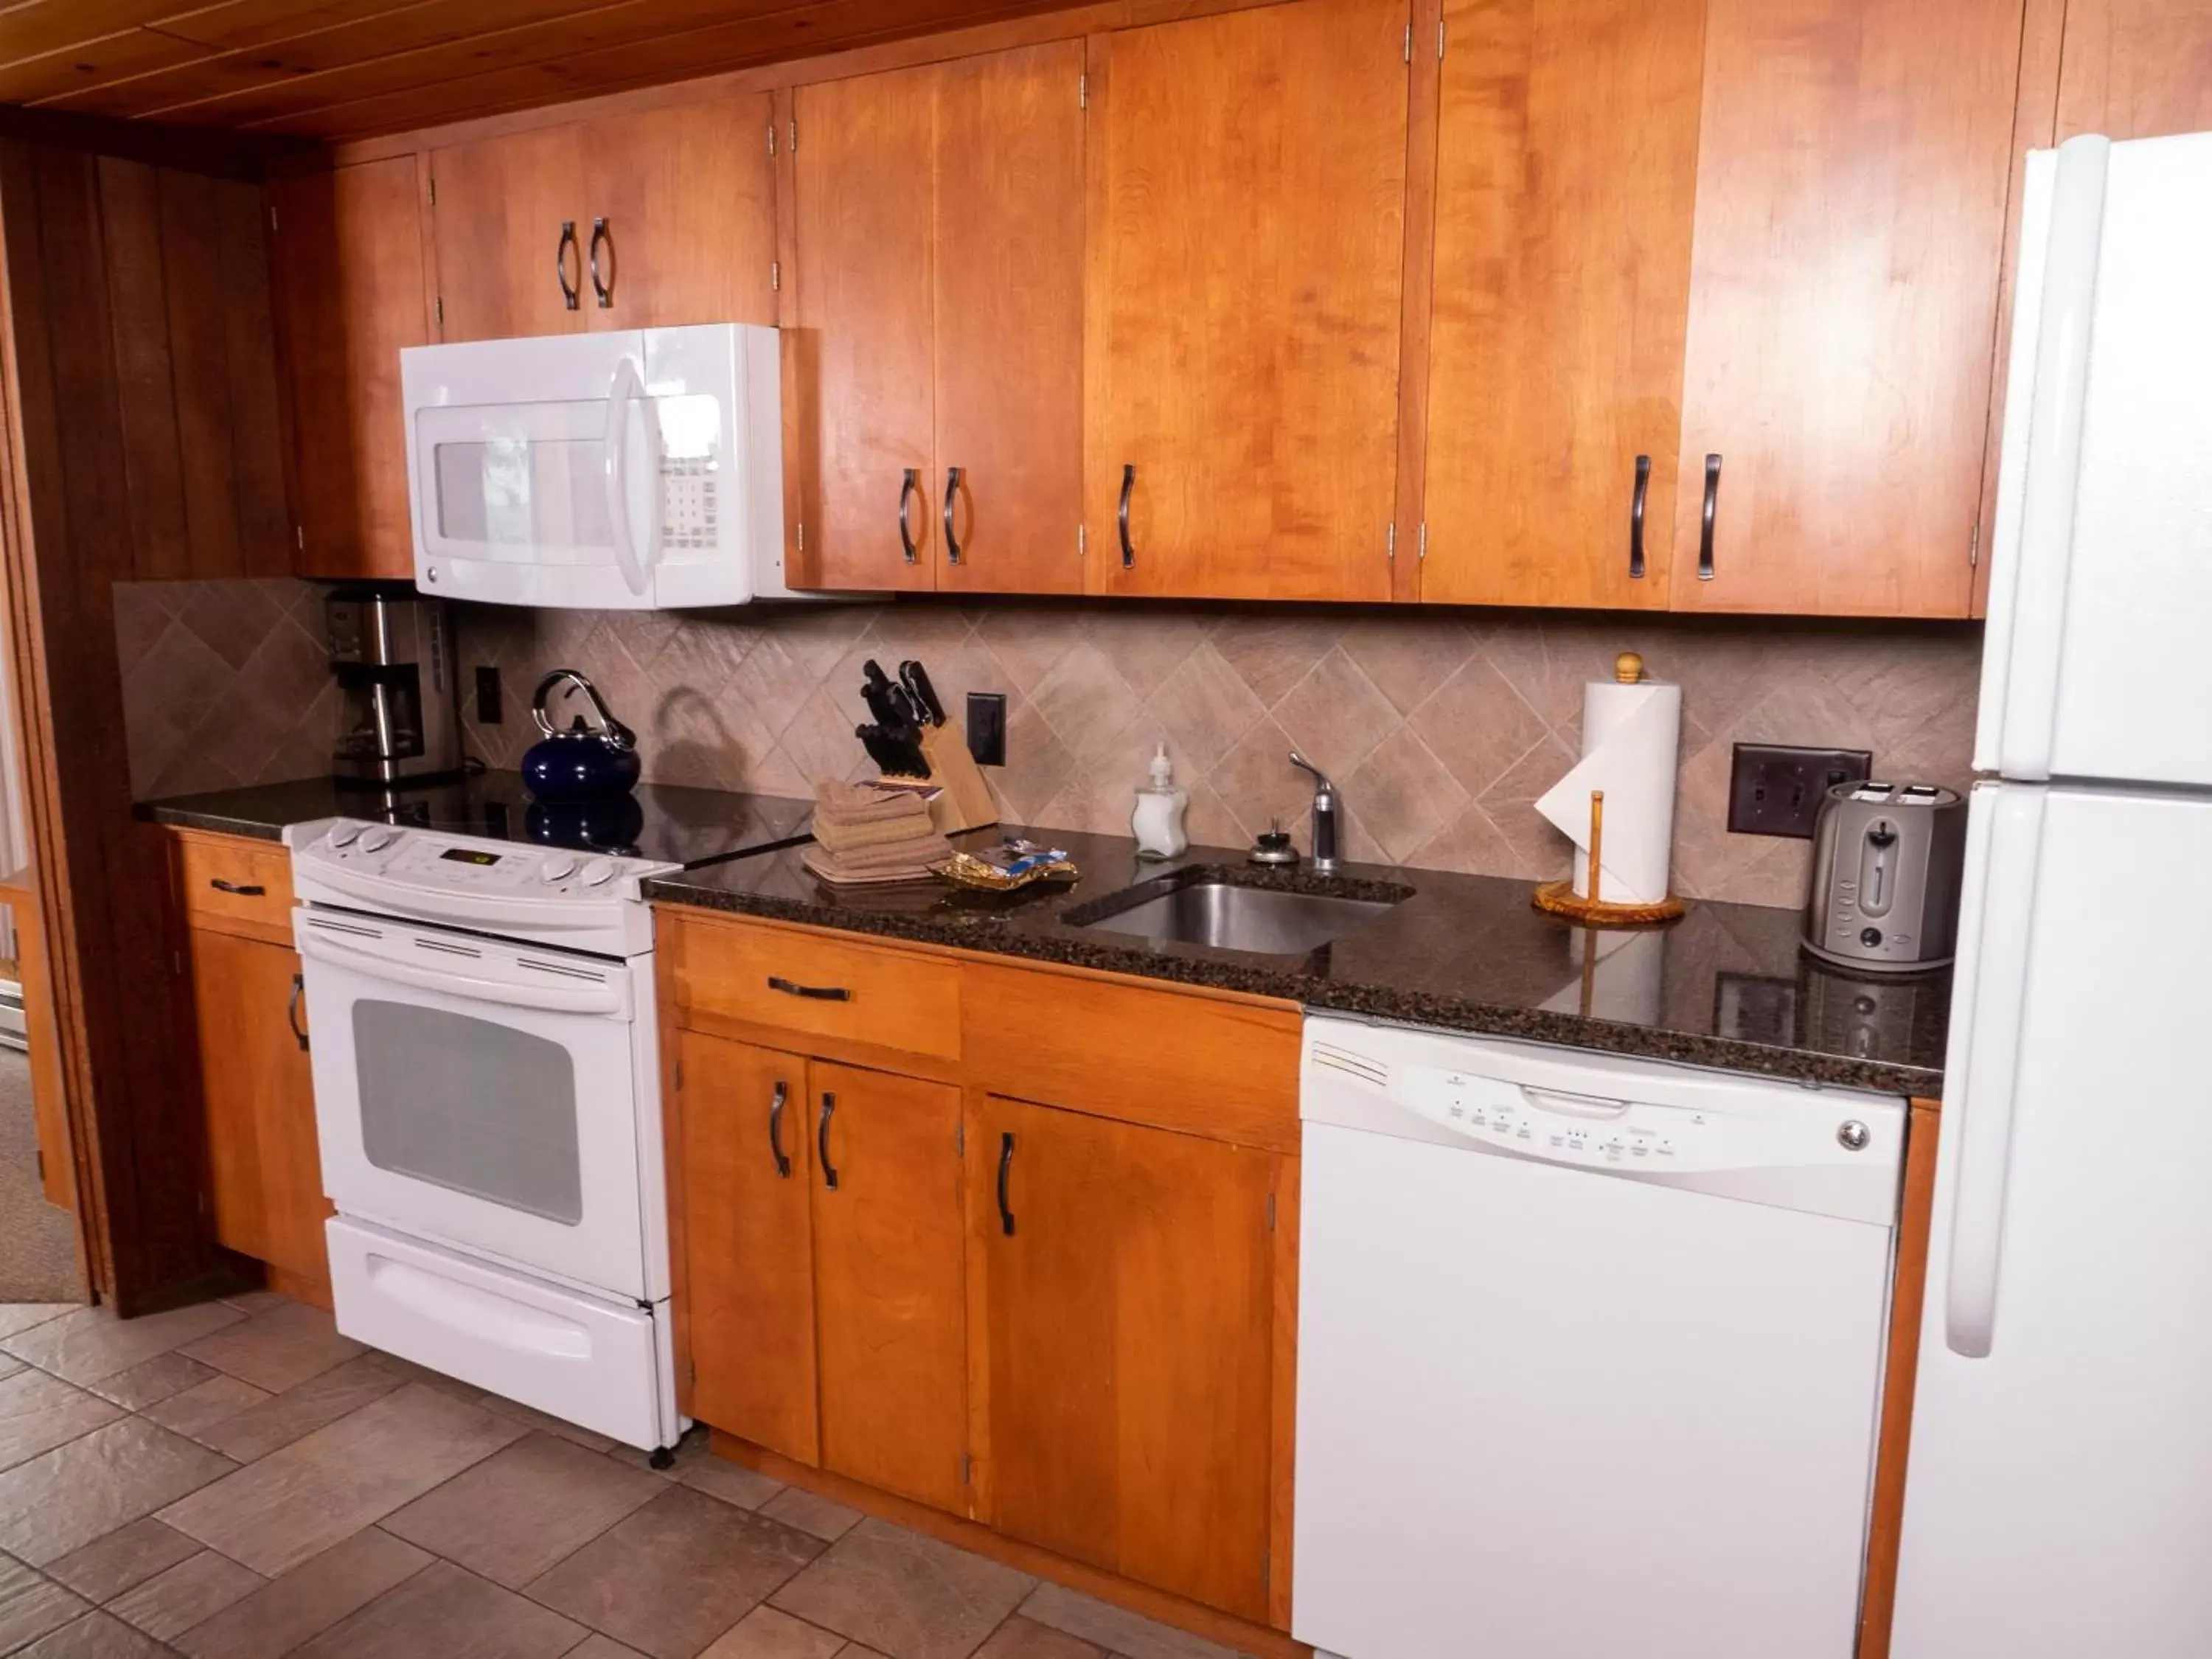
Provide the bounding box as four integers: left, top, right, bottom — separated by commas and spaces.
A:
541, 855, 578, 883
358, 827, 400, 854
580, 858, 619, 888
325, 822, 363, 849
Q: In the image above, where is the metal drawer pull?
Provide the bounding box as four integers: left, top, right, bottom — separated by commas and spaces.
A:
942, 466, 963, 565
766, 975, 850, 1001
555, 220, 580, 310
209, 878, 265, 896
588, 217, 613, 308
1698, 453, 1722, 580
996, 1132, 1015, 1237
287, 973, 310, 1053
1116, 463, 1135, 568
768, 1079, 790, 1178
898, 468, 919, 563
818, 1093, 838, 1191
1629, 453, 1650, 579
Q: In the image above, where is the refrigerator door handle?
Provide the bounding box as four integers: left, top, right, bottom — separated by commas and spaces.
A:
1994, 134, 2110, 782
1944, 786, 2048, 1359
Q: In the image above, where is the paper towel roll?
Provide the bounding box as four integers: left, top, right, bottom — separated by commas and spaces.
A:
1534, 672, 1681, 905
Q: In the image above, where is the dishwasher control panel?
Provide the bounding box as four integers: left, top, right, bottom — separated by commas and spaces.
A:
1402, 1063, 1736, 1171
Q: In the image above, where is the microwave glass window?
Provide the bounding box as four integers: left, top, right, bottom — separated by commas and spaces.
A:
434, 437, 614, 556
352, 1000, 583, 1225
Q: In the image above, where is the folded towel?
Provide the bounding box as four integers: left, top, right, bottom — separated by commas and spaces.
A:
814, 779, 932, 826
813, 812, 939, 854
815, 831, 947, 872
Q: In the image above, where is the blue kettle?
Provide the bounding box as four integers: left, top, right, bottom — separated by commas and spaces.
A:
522, 669, 641, 801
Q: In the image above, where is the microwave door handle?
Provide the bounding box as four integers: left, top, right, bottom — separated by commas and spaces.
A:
636, 373, 664, 580
602, 358, 651, 599
296, 928, 625, 1017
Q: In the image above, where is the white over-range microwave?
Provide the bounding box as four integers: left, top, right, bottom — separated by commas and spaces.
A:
400, 323, 805, 609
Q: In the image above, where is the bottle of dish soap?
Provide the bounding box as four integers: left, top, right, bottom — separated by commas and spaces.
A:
1131, 740, 1189, 860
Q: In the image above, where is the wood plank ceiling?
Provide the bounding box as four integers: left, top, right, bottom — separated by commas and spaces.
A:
0, 0, 1077, 140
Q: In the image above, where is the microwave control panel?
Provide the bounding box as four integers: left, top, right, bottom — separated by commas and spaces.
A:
661, 457, 719, 553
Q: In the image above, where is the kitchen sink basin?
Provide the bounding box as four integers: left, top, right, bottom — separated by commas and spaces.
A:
1075, 874, 1405, 956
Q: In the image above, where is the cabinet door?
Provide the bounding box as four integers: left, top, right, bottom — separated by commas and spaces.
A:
673, 1032, 818, 1465
429, 125, 585, 342
1085, 0, 1408, 602
1419, 0, 1704, 608
271, 159, 427, 582
581, 97, 779, 331
933, 41, 1085, 595
970, 1095, 1282, 1621
810, 1061, 967, 1511
187, 928, 328, 1295
2057, 0, 2212, 140
1668, 0, 2024, 615
789, 65, 937, 591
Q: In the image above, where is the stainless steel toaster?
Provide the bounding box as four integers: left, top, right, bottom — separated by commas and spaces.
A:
1803, 782, 1968, 973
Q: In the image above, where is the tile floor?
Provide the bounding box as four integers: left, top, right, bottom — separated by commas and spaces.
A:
0, 1296, 1256, 1659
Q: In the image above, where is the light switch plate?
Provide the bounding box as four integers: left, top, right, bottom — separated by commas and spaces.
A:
1727, 743, 1871, 838
967, 692, 1006, 767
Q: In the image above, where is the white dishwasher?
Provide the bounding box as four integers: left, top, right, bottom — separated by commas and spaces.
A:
1294, 1015, 1904, 1659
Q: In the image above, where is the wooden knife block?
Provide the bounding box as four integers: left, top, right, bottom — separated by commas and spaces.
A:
881, 721, 1000, 837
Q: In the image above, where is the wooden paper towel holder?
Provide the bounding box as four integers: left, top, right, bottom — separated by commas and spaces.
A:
1532, 787, 1687, 927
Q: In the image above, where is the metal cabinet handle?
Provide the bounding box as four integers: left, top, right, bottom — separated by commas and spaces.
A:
555, 220, 580, 310
898, 468, 919, 564
942, 466, 962, 566
1116, 464, 1135, 568
209, 878, 265, 896
1698, 453, 1722, 580
588, 217, 613, 308
996, 1132, 1015, 1237
766, 975, 850, 1001
287, 973, 310, 1053
768, 1079, 790, 1179
818, 1093, 838, 1191
1629, 453, 1651, 580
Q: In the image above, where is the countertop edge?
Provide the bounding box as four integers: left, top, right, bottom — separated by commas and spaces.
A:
136, 803, 285, 841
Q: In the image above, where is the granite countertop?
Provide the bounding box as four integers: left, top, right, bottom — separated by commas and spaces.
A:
646, 827, 1950, 1099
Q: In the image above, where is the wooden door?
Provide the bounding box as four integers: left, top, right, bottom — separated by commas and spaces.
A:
672, 1032, 818, 1464
933, 41, 1085, 595
1668, 0, 2024, 616
186, 927, 328, 1297
270, 159, 427, 581
789, 65, 937, 591
970, 1094, 1281, 1621
1085, 0, 1409, 602
2058, 0, 2212, 139
1419, 0, 1705, 608
810, 1060, 967, 1511
428, 125, 585, 342
581, 97, 779, 330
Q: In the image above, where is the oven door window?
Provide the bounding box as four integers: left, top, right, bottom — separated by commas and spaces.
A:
353, 1000, 582, 1225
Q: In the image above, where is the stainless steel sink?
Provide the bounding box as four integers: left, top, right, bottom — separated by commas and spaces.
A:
1076, 877, 1402, 956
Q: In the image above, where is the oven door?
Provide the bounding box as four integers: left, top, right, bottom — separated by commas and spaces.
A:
294, 905, 655, 1303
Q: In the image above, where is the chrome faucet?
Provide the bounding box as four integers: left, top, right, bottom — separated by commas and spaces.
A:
1289, 751, 1340, 874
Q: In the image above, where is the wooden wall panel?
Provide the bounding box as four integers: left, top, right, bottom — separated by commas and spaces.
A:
2056, 0, 2212, 139
157, 167, 248, 577
94, 156, 191, 582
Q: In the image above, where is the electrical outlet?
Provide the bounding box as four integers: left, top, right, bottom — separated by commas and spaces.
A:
475, 665, 502, 724
1727, 743, 1871, 838
967, 692, 1006, 767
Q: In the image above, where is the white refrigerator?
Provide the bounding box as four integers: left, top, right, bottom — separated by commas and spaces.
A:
1892, 131, 2212, 1656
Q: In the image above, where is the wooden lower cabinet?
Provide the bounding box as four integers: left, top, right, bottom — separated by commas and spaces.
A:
967, 1093, 1287, 1624
184, 922, 330, 1301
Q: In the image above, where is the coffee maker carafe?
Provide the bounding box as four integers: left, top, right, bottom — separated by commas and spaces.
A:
327, 587, 462, 785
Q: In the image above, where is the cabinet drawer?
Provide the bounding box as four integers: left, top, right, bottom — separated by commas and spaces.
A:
664, 916, 960, 1061
175, 834, 295, 935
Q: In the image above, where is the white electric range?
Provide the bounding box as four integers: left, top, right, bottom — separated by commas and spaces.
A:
284, 790, 810, 1457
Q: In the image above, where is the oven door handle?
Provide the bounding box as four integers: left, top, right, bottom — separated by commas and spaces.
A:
296, 928, 626, 1017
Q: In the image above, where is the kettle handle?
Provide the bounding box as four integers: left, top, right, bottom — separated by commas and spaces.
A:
532, 669, 637, 750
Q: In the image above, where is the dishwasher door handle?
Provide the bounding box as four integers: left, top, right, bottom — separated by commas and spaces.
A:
1519, 1085, 1633, 1120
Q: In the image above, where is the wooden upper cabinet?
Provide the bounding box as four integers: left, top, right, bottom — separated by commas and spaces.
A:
1668, 0, 2025, 616
580, 98, 778, 330
1084, 0, 1410, 602
809, 1060, 967, 1512
789, 63, 938, 590
2057, 0, 2212, 138
932, 41, 1085, 595
673, 1031, 818, 1467
970, 1094, 1284, 1621
429, 125, 587, 341
1419, 0, 1705, 608
270, 157, 428, 582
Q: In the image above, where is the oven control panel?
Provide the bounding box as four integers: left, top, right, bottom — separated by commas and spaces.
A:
298, 821, 664, 902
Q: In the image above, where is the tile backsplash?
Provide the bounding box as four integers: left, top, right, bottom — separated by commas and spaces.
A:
457, 599, 1980, 910
114, 580, 343, 799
